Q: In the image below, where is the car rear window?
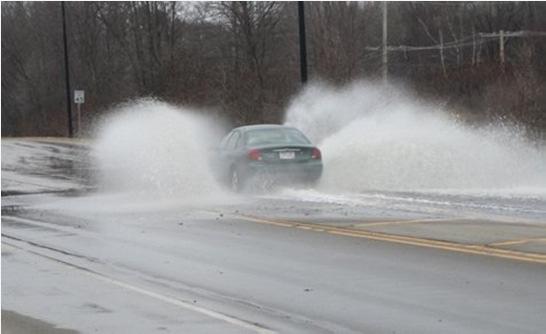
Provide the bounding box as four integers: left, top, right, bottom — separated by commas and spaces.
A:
245, 128, 311, 146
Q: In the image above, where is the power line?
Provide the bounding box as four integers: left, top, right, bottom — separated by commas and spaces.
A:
365, 30, 546, 53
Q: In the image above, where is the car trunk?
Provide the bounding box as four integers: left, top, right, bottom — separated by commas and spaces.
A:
257, 146, 315, 163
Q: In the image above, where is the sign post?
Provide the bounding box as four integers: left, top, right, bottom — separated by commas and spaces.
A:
74, 90, 84, 136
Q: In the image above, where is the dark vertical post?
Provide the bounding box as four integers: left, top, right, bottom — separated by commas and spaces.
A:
382, 1, 388, 84
297, 1, 308, 84
61, 2, 73, 137
499, 29, 505, 72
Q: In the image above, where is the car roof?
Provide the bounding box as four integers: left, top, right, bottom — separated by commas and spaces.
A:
232, 124, 297, 133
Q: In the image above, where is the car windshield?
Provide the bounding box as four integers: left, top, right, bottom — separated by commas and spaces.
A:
245, 128, 311, 146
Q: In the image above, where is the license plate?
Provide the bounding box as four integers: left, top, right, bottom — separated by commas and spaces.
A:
279, 151, 295, 160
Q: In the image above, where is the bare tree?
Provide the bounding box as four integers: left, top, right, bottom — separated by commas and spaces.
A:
2, 1, 546, 137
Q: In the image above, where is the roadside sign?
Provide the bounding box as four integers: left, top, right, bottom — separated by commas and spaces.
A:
74, 90, 85, 136
74, 90, 85, 104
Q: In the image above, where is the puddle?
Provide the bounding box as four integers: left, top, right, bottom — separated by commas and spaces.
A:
1, 310, 79, 334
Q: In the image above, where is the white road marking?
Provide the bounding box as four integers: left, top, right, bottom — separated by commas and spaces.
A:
87, 271, 276, 334
2, 236, 276, 334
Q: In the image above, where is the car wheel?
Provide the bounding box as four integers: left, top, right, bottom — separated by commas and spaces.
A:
304, 176, 321, 188
230, 167, 242, 193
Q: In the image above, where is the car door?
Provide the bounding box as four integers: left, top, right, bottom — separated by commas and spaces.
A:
211, 131, 234, 180
216, 130, 241, 180
224, 131, 242, 167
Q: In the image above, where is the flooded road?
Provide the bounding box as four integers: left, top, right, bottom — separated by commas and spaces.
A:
2, 138, 546, 333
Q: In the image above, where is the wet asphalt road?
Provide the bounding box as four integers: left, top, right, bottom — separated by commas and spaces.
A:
2, 138, 546, 333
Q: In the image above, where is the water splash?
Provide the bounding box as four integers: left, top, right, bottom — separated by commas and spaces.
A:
92, 99, 226, 199
285, 81, 546, 195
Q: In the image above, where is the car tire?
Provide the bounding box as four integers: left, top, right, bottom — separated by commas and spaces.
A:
304, 176, 321, 188
230, 167, 244, 193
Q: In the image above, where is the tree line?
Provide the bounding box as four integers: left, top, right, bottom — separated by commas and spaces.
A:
2, 2, 545, 137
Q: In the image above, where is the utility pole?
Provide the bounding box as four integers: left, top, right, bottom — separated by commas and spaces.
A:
439, 29, 447, 78
61, 2, 73, 138
382, 1, 388, 85
298, 1, 308, 84
499, 29, 505, 72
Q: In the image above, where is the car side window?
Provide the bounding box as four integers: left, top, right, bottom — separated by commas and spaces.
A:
227, 131, 241, 150
234, 132, 244, 149
220, 132, 234, 149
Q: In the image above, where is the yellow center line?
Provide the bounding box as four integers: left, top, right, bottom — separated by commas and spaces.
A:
353, 217, 460, 227
234, 215, 294, 228
233, 213, 546, 265
489, 237, 546, 247
326, 230, 546, 264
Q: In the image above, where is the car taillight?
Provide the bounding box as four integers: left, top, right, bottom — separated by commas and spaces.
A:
311, 147, 321, 160
248, 149, 262, 161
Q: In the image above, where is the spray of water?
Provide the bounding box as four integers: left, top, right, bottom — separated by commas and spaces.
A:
93, 99, 226, 201
285, 81, 546, 196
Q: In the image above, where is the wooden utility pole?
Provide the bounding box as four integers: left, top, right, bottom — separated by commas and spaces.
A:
61, 2, 73, 137
439, 29, 447, 78
472, 27, 476, 66
382, 1, 388, 84
298, 1, 308, 84
499, 29, 505, 72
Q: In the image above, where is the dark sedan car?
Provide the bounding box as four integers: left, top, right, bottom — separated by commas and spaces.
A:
212, 125, 323, 192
